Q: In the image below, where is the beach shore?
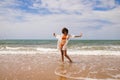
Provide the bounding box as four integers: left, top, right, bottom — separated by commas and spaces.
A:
0, 53, 120, 80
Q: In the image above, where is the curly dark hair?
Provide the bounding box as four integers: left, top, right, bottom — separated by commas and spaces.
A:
62, 27, 69, 34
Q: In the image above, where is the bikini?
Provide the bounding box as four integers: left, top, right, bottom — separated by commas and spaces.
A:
59, 35, 68, 49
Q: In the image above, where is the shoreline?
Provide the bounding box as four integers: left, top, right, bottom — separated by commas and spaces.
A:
0, 50, 120, 55
0, 53, 120, 80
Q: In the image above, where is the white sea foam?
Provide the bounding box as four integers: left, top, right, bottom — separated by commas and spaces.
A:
36, 48, 57, 52
112, 74, 120, 79
55, 67, 115, 80
68, 50, 120, 55
6, 46, 22, 50
0, 46, 120, 55
0, 48, 120, 55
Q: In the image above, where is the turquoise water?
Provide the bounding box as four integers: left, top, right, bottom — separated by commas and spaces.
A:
0, 40, 120, 51
0, 40, 120, 55
0, 40, 120, 49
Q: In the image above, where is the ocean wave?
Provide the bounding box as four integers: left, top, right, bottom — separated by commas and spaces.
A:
1, 45, 120, 51
0, 46, 120, 55
36, 47, 57, 52
0, 46, 36, 51
69, 45, 120, 51
0, 46, 57, 52
68, 50, 120, 55
0, 50, 120, 55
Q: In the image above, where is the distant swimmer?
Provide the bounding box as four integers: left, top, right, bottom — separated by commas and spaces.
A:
53, 27, 82, 63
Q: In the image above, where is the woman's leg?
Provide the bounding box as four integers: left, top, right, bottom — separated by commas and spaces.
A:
60, 49, 64, 62
63, 50, 72, 62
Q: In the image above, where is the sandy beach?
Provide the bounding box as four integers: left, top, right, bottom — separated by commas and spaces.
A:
0, 53, 120, 80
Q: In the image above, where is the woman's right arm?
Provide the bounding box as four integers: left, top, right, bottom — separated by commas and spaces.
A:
74, 33, 83, 38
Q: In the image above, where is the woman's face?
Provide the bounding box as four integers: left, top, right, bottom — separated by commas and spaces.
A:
64, 31, 68, 35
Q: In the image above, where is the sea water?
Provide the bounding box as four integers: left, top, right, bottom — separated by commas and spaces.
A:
0, 40, 120, 80
0, 40, 120, 55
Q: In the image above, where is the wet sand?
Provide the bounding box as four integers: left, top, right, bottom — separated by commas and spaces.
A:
0, 53, 120, 80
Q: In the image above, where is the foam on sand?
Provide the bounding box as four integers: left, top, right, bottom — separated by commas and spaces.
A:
55, 57, 120, 80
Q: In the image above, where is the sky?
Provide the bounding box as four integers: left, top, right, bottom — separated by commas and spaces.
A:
0, 0, 120, 40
